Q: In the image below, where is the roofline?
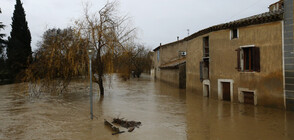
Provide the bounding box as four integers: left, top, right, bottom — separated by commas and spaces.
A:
153, 9, 284, 51
160, 61, 186, 69
184, 9, 283, 41
153, 39, 185, 51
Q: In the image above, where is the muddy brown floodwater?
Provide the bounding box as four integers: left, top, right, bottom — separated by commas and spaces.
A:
0, 74, 294, 140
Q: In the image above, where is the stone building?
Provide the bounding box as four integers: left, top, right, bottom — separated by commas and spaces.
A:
152, 0, 294, 110
152, 40, 187, 88
186, 10, 284, 108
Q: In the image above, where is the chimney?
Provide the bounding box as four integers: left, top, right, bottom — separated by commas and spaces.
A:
269, 0, 284, 12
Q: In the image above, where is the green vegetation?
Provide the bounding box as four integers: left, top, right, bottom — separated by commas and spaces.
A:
7, 0, 32, 82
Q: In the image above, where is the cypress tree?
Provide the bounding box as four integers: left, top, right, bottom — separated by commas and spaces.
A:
7, 0, 32, 80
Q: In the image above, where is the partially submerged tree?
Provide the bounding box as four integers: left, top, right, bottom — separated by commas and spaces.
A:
114, 44, 152, 79
7, 0, 32, 81
76, 1, 135, 96
131, 45, 152, 78
23, 28, 88, 95
114, 44, 134, 80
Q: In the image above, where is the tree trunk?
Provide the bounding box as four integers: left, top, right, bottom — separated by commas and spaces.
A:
98, 73, 104, 96
97, 48, 104, 96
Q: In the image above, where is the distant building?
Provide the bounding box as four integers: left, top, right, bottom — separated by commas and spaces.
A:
151, 0, 294, 110
152, 40, 187, 89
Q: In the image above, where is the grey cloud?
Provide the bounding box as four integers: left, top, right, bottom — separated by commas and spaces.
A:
1, 0, 278, 50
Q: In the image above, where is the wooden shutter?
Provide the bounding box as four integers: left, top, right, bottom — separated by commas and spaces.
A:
235, 48, 241, 71
252, 47, 260, 72
200, 61, 203, 82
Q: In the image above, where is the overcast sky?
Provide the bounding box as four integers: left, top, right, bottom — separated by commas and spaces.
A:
1, 0, 278, 50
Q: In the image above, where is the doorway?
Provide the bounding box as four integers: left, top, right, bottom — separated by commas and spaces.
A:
203, 80, 210, 97
222, 82, 231, 101
218, 79, 234, 102
205, 85, 210, 97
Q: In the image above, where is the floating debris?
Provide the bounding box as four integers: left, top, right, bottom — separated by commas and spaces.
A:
128, 127, 135, 132
104, 119, 125, 135
104, 118, 141, 135
112, 131, 125, 135
112, 118, 142, 129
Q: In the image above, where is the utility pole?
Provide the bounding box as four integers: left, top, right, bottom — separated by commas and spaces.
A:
87, 47, 95, 120
87, 29, 95, 120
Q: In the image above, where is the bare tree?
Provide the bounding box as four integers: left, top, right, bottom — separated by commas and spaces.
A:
131, 45, 152, 78
114, 43, 152, 79
114, 44, 134, 80
75, 1, 135, 96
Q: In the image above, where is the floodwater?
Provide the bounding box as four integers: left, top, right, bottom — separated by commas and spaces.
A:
0, 74, 294, 140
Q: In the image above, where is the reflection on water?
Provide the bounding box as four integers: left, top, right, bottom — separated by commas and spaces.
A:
0, 74, 293, 140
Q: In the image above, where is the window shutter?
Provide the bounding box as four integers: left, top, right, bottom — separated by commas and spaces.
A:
235, 48, 241, 71
200, 61, 203, 82
252, 47, 260, 72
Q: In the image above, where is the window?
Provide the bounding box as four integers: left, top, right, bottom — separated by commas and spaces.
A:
203, 36, 209, 57
157, 50, 160, 62
231, 28, 238, 39
243, 48, 253, 70
236, 46, 260, 72
238, 88, 257, 105
243, 91, 255, 105
201, 36, 210, 82
200, 59, 209, 81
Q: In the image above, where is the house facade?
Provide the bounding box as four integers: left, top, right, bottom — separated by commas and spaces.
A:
186, 14, 284, 108
152, 40, 187, 88
152, 0, 294, 110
